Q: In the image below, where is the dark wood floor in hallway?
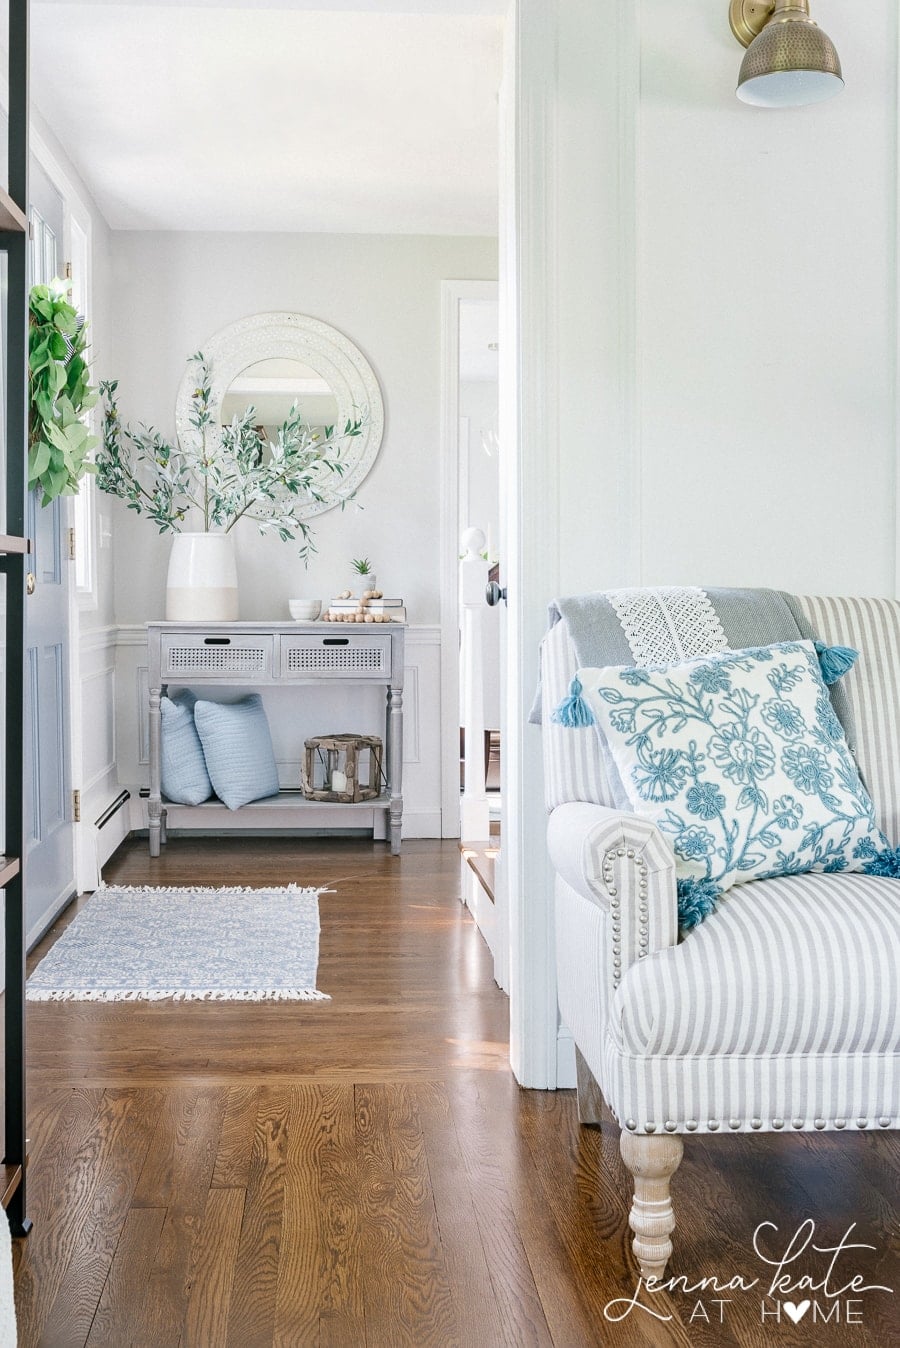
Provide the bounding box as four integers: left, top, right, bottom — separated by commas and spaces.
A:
10, 837, 900, 1347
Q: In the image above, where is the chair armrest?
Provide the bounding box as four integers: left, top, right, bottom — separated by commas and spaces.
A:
547, 802, 679, 986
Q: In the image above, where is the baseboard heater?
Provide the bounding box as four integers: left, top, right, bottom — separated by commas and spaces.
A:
95, 789, 131, 831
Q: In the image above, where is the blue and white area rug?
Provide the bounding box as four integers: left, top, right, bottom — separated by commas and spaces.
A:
26, 884, 330, 1002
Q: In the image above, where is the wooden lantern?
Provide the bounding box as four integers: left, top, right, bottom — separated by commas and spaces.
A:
301, 734, 385, 803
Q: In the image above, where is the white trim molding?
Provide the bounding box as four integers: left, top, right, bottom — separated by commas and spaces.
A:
504, 0, 563, 1089
439, 278, 499, 841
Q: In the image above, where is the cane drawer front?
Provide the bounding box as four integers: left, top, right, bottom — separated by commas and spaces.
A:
160, 633, 274, 681
280, 633, 392, 680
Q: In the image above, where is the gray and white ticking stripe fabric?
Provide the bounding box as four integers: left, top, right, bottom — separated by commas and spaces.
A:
796, 595, 900, 843
602, 1042, 898, 1136
541, 620, 614, 811
556, 871, 900, 1136
611, 873, 900, 1059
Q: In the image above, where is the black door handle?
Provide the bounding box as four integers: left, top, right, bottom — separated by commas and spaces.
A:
485, 581, 507, 607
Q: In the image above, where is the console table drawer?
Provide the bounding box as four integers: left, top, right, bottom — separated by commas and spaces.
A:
161, 633, 274, 680
280, 633, 392, 680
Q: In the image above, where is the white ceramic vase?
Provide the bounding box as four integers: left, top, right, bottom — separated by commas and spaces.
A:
166, 531, 239, 621
347, 572, 377, 596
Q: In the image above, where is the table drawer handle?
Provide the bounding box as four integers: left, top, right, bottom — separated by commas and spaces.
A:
323, 638, 350, 646
203, 637, 231, 645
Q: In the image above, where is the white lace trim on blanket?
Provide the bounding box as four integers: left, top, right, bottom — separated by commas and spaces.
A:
607, 586, 729, 665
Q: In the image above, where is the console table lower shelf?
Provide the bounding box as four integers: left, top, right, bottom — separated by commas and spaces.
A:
145, 620, 405, 856
140, 788, 399, 846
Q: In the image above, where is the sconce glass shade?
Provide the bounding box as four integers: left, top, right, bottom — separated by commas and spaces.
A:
737, 10, 843, 107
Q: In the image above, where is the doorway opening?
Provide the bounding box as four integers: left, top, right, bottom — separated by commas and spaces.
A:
440, 279, 505, 982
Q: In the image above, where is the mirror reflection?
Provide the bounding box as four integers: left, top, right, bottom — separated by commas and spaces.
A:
220, 357, 340, 442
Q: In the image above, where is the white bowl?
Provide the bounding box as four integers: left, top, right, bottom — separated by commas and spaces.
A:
288, 599, 322, 621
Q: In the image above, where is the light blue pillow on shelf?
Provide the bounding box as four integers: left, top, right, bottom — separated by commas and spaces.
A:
193, 694, 281, 811
160, 691, 213, 805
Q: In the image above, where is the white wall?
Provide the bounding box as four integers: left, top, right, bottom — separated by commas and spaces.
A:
554, 0, 897, 597
459, 378, 500, 558
510, 0, 900, 1085
636, 1, 896, 593
106, 231, 497, 836
108, 232, 498, 625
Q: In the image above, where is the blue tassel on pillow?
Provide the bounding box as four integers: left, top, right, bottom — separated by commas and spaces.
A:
814, 641, 858, 685
677, 877, 722, 933
551, 677, 595, 728
863, 845, 900, 877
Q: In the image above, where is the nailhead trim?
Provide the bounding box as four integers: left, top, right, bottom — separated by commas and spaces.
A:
878, 1116, 891, 1127
751, 1119, 762, 1130
856, 1118, 868, 1129
664, 1120, 676, 1132
602, 845, 651, 990
625, 1119, 637, 1131
645, 1122, 656, 1133
835, 1118, 846, 1129
707, 1120, 719, 1131
814, 1119, 826, 1130
685, 1120, 698, 1131
792, 1118, 804, 1129
773, 1119, 784, 1129
728, 1119, 741, 1130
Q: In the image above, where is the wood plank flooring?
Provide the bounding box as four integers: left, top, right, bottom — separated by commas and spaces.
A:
10, 837, 900, 1346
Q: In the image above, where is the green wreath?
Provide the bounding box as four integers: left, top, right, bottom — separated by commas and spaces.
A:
28, 281, 98, 506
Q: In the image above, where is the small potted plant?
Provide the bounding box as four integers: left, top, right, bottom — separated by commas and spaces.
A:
347, 556, 377, 596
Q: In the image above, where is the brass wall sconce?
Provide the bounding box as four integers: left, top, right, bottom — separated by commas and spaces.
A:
729, 1, 843, 107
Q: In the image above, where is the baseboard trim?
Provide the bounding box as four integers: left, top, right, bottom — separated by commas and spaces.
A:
557, 1024, 577, 1089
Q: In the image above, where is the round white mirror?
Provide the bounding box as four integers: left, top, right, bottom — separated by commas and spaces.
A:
175, 312, 385, 518
220, 357, 341, 442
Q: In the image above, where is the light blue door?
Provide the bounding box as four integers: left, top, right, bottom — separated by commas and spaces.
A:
24, 159, 75, 945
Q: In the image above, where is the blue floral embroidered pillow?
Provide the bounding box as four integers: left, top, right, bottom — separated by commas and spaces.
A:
576, 642, 884, 925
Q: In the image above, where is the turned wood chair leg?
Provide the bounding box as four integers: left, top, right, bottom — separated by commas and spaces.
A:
619, 1132, 683, 1281
574, 1048, 604, 1127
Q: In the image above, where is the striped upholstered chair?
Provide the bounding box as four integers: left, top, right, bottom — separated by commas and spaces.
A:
541, 590, 900, 1279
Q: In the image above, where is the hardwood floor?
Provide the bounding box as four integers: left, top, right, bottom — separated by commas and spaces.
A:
11, 837, 900, 1346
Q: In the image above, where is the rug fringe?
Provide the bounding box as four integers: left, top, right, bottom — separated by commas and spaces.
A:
26, 987, 331, 1002
96, 883, 326, 898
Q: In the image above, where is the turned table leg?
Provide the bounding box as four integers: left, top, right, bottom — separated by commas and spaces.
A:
619, 1132, 683, 1281
148, 684, 162, 858
388, 683, 403, 855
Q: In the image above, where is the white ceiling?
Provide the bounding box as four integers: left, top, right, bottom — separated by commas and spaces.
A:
31, 2, 504, 233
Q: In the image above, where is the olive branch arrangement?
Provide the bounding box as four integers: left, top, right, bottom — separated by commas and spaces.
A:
96, 353, 366, 561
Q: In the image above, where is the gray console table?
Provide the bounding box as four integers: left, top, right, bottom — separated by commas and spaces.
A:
147, 620, 405, 856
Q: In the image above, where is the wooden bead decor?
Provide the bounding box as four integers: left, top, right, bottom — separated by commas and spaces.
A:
301, 734, 385, 803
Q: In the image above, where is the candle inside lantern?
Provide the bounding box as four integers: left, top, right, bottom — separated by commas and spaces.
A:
331, 769, 347, 793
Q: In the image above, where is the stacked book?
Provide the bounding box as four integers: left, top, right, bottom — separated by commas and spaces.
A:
323, 597, 406, 623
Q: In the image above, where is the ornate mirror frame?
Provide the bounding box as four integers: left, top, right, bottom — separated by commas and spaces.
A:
174, 311, 385, 519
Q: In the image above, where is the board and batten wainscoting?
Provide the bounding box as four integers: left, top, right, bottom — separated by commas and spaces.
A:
77, 624, 127, 894
114, 624, 444, 840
